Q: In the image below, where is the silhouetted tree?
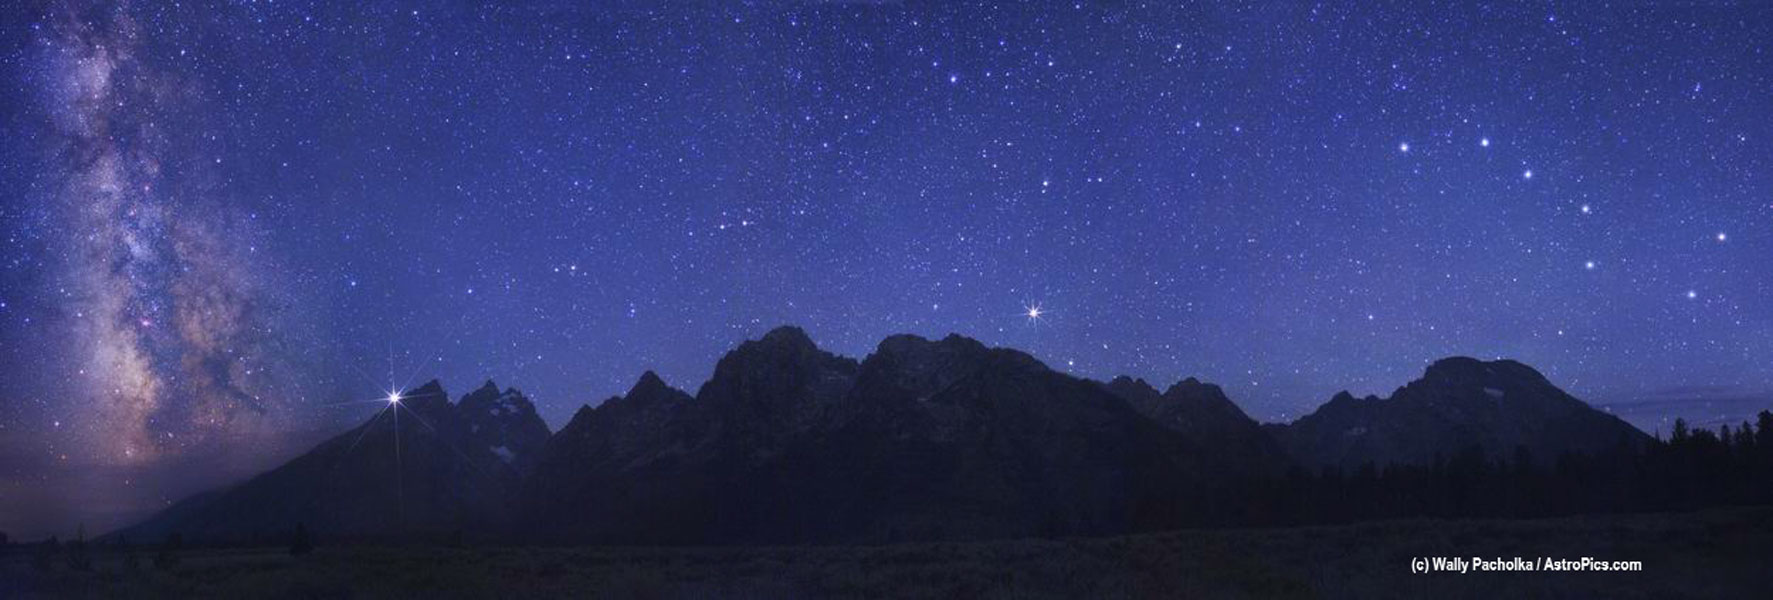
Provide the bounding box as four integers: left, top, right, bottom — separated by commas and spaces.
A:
1243, 411, 1773, 529
0, 531, 8, 546
289, 522, 313, 556
1757, 411, 1773, 455
66, 524, 91, 571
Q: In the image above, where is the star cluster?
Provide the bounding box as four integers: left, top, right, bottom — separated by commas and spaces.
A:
2, 1, 1770, 539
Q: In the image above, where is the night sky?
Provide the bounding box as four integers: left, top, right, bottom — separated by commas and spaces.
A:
2, 1, 1770, 539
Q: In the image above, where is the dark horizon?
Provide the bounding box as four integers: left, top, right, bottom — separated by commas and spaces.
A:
2, 324, 1756, 543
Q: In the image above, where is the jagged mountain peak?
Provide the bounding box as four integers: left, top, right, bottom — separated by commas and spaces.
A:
394, 379, 454, 418
1106, 375, 1160, 400
454, 382, 550, 473
403, 379, 449, 402
713, 327, 856, 376
854, 333, 1063, 408
111, 377, 529, 543
612, 370, 692, 411
1108, 374, 1242, 415
630, 369, 668, 393
1106, 372, 1285, 468
759, 324, 817, 349
866, 333, 991, 373
1419, 356, 1551, 389
702, 326, 859, 411
1163, 376, 1223, 398
456, 380, 502, 407
1274, 356, 1649, 469
874, 332, 989, 357
1109, 374, 1153, 387
566, 402, 600, 426
621, 370, 693, 404
457, 381, 536, 415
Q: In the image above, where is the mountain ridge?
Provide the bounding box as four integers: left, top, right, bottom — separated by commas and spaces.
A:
111, 328, 1652, 545
1269, 355, 1651, 470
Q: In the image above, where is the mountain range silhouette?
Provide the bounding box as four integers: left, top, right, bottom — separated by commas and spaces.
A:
110, 326, 1651, 545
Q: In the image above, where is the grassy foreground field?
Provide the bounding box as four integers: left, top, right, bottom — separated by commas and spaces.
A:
4, 507, 1770, 599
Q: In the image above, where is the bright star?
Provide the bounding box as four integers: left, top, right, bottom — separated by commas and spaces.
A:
1580, 204, 1592, 214
387, 390, 402, 404
1398, 142, 1410, 152
1686, 290, 1698, 300
1716, 232, 1727, 242
1522, 169, 1534, 179
1480, 137, 1490, 147
1584, 260, 1596, 270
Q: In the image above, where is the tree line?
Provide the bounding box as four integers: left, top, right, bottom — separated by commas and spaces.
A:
1237, 412, 1773, 526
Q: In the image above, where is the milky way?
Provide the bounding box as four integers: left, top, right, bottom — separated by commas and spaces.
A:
37, 2, 298, 464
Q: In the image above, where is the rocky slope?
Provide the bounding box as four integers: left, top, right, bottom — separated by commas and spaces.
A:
1270, 357, 1650, 469
110, 381, 549, 543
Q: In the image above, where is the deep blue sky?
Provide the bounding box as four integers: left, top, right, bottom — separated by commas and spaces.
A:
2, 1, 1770, 539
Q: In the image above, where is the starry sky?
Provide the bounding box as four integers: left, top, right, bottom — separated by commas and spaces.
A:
2, 1, 1771, 540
